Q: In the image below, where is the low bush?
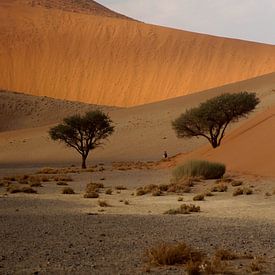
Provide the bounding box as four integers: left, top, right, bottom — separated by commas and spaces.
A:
84, 191, 99, 198
53, 175, 73, 182
56, 181, 68, 186
62, 187, 75, 194
243, 187, 253, 195
86, 182, 104, 193
145, 242, 203, 266
115, 185, 127, 190
98, 200, 110, 207
231, 180, 243, 187
29, 181, 42, 187
233, 188, 243, 196
105, 189, 112, 195
152, 189, 162, 196
164, 204, 200, 215
193, 194, 205, 201
214, 249, 237, 261
204, 191, 214, 197
173, 160, 226, 180
211, 184, 228, 192
7, 185, 37, 194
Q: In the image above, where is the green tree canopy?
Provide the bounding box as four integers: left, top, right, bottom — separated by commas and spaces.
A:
172, 92, 260, 148
49, 110, 114, 168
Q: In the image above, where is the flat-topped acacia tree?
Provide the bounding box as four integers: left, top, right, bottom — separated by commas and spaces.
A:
172, 92, 260, 148
49, 110, 114, 169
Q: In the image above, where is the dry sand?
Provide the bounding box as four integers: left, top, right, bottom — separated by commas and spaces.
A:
1, 1, 275, 106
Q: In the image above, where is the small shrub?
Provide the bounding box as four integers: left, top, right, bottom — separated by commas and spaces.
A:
18, 179, 29, 185
3, 176, 16, 181
86, 183, 104, 193
40, 176, 51, 182
173, 160, 226, 180
29, 181, 42, 187
62, 187, 75, 194
185, 261, 201, 274
164, 204, 200, 215
233, 188, 243, 196
56, 181, 68, 186
159, 184, 169, 192
136, 188, 146, 196
178, 197, 183, 201
53, 175, 73, 182
249, 259, 263, 272
21, 187, 37, 194
265, 192, 272, 197
105, 189, 112, 195
98, 200, 110, 207
193, 194, 204, 201
243, 187, 253, 195
124, 200, 130, 205
204, 191, 214, 197
6, 184, 21, 193
214, 249, 237, 261
231, 180, 243, 187
145, 242, 203, 266
143, 184, 158, 193
211, 184, 228, 192
152, 189, 162, 196
84, 191, 99, 198
115, 185, 127, 190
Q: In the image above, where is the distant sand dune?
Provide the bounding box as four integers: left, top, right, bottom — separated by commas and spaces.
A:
1, 1, 275, 106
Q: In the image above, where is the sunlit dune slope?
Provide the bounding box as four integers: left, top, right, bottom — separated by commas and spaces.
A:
1, 72, 275, 170
1, 1, 275, 107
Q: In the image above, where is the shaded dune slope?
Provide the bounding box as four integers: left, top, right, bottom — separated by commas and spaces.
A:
0, 90, 118, 132
1, 1, 275, 106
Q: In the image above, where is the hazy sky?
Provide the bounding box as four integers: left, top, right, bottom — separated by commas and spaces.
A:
98, 0, 275, 45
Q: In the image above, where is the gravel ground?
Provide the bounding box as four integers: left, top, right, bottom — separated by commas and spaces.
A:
0, 196, 274, 274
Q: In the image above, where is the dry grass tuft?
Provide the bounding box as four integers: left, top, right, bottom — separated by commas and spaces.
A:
115, 185, 127, 190
98, 200, 111, 207
233, 187, 243, 196
152, 189, 162, 196
211, 183, 228, 192
84, 191, 99, 198
164, 204, 200, 215
62, 187, 75, 194
145, 242, 203, 266
124, 200, 130, 205
243, 187, 253, 195
3, 176, 16, 181
193, 194, 205, 201
105, 189, 112, 195
53, 175, 73, 182
178, 197, 183, 202
29, 181, 42, 187
56, 181, 68, 186
249, 259, 264, 272
136, 188, 146, 196
204, 191, 214, 197
231, 180, 243, 187
7, 185, 37, 194
86, 183, 104, 193
214, 248, 237, 261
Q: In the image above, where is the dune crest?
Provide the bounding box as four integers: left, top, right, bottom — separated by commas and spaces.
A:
1, 1, 275, 107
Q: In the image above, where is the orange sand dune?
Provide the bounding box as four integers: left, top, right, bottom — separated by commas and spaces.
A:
1, 72, 275, 173
1, 1, 275, 107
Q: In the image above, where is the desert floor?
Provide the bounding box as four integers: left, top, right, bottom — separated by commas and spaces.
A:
0, 163, 274, 274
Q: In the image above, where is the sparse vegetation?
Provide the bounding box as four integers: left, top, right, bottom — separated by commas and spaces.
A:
172, 92, 259, 148
98, 200, 111, 207
214, 248, 237, 261
233, 187, 253, 196
115, 185, 127, 190
233, 187, 243, 196
53, 175, 73, 182
7, 185, 37, 194
211, 183, 228, 192
243, 187, 253, 195
62, 187, 75, 194
105, 189, 112, 195
145, 242, 203, 266
204, 191, 214, 197
231, 180, 243, 187
193, 194, 205, 201
84, 191, 99, 198
173, 160, 226, 180
124, 200, 130, 205
86, 182, 104, 193
164, 204, 200, 215
178, 197, 183, 201
56, 181, 68, 186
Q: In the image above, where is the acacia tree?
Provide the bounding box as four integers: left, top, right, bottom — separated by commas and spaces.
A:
49, 110, 114, 169
172, 92, 259, 148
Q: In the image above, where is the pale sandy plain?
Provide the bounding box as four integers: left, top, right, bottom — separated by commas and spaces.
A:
0, 0, 275, 274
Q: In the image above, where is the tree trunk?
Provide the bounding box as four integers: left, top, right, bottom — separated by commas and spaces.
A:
81, 155, 87, 169
211, 138, 218, 148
